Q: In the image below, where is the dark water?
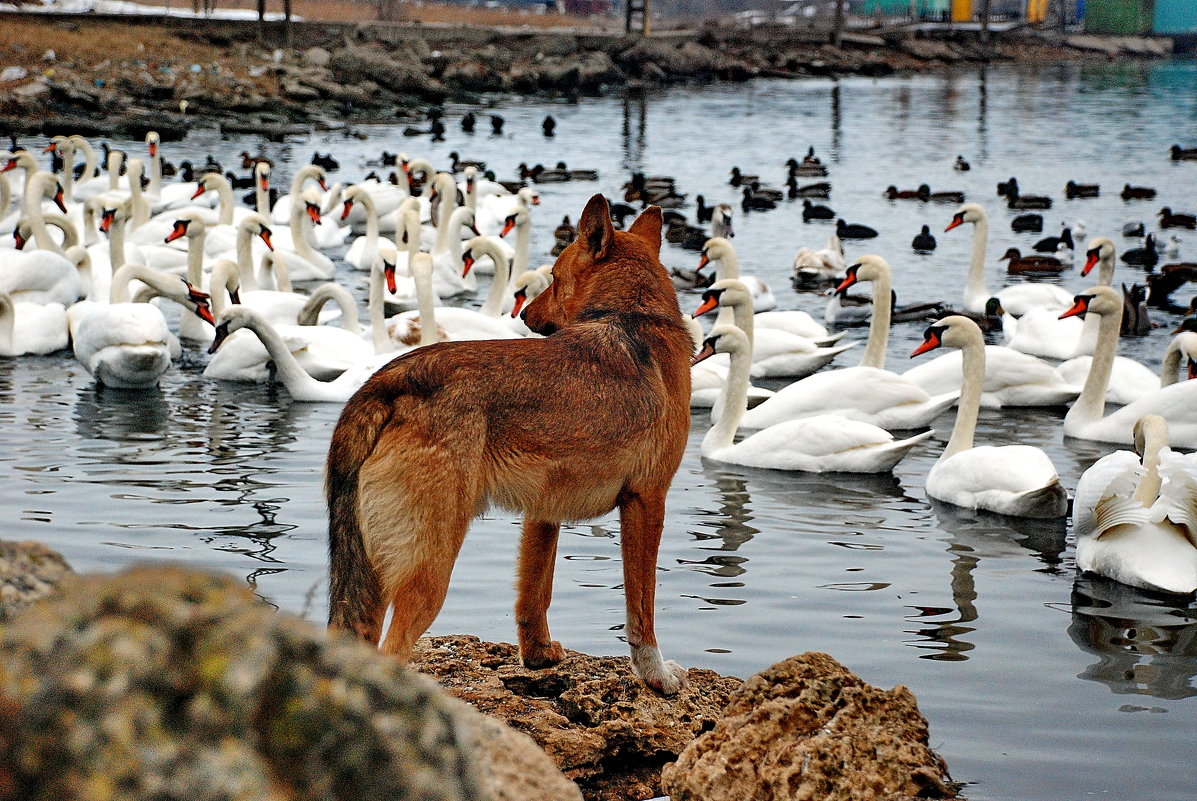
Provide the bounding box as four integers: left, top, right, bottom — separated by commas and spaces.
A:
4, 61, 1197, 800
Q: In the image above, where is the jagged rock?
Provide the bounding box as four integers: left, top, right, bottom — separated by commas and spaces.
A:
442, 59, 508, 93
576, 51, 625, 91
0, 566, 492, 801
302, 46, 331, 68
617, 38, 696, 76
329, 45, 445, 102
537, 56, 581, 91
660, 652, 958, 801
529, 34, 579, 58
412, 635, 740, 801
897, 38, 959, 62
282, 80, 322, 102
0, 540, 70, 623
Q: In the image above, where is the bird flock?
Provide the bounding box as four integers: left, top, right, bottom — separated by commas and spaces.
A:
2, 122, 1196, 596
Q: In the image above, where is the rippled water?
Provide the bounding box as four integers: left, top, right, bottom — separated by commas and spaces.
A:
4, 60, 1197, 800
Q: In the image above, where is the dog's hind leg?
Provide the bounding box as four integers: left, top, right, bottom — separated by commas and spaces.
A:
620, 489, 689, 695
516, 518, 565, 668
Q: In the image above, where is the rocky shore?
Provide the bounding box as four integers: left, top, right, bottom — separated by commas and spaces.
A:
0, 539, 960, 800
0, 12, 1174, 139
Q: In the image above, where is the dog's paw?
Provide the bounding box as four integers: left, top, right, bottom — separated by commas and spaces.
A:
630, 645, 689, 696
521, 639, 565, 669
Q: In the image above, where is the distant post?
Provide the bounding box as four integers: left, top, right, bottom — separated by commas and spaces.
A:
625, 0, 650, 34
831, 0, 844, 47
980, 0, 990, 41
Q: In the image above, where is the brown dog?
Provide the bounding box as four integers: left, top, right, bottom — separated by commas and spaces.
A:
325, 194, 693, 694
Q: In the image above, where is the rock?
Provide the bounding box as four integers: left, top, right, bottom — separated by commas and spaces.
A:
660, 652, 958, 801
462, 701, 585, 801
329, 45, 445, 102
302, 46, 331, 68
0, 540, 70, 623
575, 51, 624, 91
282, 80, 322, 102
0, 565, 492, 801
411, 635, 740, 801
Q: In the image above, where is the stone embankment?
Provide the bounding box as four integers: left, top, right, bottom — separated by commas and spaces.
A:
0, 12, 1173, 139
0, 538, 960, 800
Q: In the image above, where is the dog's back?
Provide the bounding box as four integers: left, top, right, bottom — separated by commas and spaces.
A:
327, 195, 693, 693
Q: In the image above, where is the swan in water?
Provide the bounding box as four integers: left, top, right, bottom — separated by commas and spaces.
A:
342, 183, 398, 271
694, 324, 931, 472
692, 278, 854, 379
70, 262, 213, 389
0, 290, 68, 355
910, 315, 1069, 518
1072, 414, 1197, 594
945, 203, 1074, 315
1060, 285, 1197, 447
740, 255, 959, 431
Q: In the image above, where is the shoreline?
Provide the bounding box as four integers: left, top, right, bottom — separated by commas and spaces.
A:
0, 12, 1176, 139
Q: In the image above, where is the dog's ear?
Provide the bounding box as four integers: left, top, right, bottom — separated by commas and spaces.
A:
577, 194, 613, 263
626, 205, 663, 257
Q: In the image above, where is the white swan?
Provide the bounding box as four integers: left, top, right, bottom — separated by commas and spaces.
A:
911, 315, 1069, 518
1072, 414, 1197, 594
260, 193, 334, 281
203, 259, 373, 383
208, 305, 405, 403
945, 203, 1074, 315
270, 164, 329, 226
342, 183, 397, 271
694, 324, 931, 472
693, 279, 854, 379
902, 343, 1080, 408
70, 262, 212, 389
1061, 286, 1197, 447
143, 131, 203, 213
790, 232, 847, 289
1160, 330, 1197, 386
740, 255, 959, 431
0, 291, 68, 355
698, 237, 777, 312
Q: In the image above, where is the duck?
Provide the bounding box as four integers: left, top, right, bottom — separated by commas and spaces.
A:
697, 237, 776, 312
1011, 213, 1044, 233
1059, 285, 1197, 446
1169, 145, 1197, 161
945, 204, 1074, 315
910, 316, 1068, 518
1065, 180, 1100, 199
1006, 185, 1053, 210
787, 178, 831, 199
740, 255, 959, 431
917, 184, 965, 204
836, 218, 878, 240
1121, 283, 1150, 336
954, 155, 971, 172
1120, 184, 1157, 201
999, 247, 1065, 273
1033, 226, 1074, 254
692, 279, 855, 379
1159, 207, 1197, 230
884, 185, 921, 200
1119, 233, 1159, 270
692, 324, 931, 473
1072, 414, 1197, 594
741, 187, 776, 212
69, 262, 212, 389
802, 200, 835, 221
912, 225, 937, 252
790, 232, 847, 290
729, 166, 759, 187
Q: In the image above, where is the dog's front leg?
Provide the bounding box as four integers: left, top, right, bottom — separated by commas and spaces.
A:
516, 518, 566, 668
620, 490, 688, 695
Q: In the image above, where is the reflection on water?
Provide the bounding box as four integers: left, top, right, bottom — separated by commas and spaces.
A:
1068, 577, 1197, 701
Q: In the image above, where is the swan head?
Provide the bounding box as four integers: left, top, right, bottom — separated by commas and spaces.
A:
254, 160, 270, 185
165, 211, 206, 243
191, 171, 228, 200
1082, 237, 1115, 276
693, 279, 750, 318
911, 315, 981, 357
208, 306, 257, 354
1058, 285, 1121, 321
99, 200, 129, 234
145, 130, 159, 157
946, 202, 986, 232
835, 254, 890, 295
517, 186, 540, 207
509, 265, 554, 318
341, 183, 366, 221
1132, 415, 1169, 460
500, 207, 529, 238
698, 237, 734, 271
691, 324, 749, 366
239, 213, 274, 251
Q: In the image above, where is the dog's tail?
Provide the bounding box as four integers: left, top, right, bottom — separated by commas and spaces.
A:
325, 387, 393, 640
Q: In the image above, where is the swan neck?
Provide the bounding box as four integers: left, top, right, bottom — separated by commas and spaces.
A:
942, 335, 983, 460
1069, 308, 1121, 425
25, 175, 58, 252
236, 227, 260, 291
243, 312, 325, 397
478, 242, 510, 317
703, 340, 750, 455
288, 200, 318, 260
1133, 423, 1168, 505
0, 173, 9, 220
728, 295, 754, 346
108, 213, 127, 270
512, 217, 531, 282
368, 259, 388, 352
210, 261, 238, 318
966, 216, 990, 306
60, 145, 76, 204
860, 273, 892, 369
1160, 337, 1183, 387
216, 178, 234, 226
0, 294, 13, 352
414, 260, 439, 347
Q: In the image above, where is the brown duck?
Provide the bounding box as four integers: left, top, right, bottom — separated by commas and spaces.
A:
1000, 247, 1066, 273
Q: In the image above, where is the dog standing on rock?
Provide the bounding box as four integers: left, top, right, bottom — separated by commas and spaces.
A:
326, 195, 693, 694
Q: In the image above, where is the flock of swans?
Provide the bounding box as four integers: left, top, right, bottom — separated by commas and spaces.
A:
1, 129, 1196, 597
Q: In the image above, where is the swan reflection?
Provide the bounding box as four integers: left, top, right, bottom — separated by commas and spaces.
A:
907, 500, 1068, 662
1068, 576, 1197, 701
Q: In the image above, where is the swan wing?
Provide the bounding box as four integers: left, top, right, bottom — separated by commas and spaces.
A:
1073, 450, 1143, 537
1157, 452, 1197, 545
